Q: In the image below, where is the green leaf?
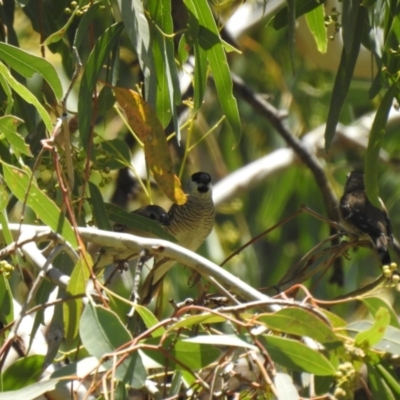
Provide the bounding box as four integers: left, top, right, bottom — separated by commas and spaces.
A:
362, 297, 400, 329
78, 22, 123, 148
149, 0, 181, 138
185, 11, 207, 112
364, 84, 396, 207
368, 363, 396, 400
73, 2, 101, 49
324, 6, 366, 151
376, 362, 400, 396
88, 182, 112, 231
115, 0, 156, 106
80, 302, 146, 388
0, 62, 53, 133
273, 0, 327, 30
355, 307, 390, 348
342, 0, 359, 55
105, 203, 177, 242
143, 336, 220, 370
42, 6, 79, 45
0, 272, 13, 326
305, 5, 327, 53
63, 254, 92, 345
0, 71, 13, 114
96, 138, 131, 170
259, 308, 341, 346
263, 335, 336, 376
168, 313, 227, 331
287, 0, 296, 73
0, 42, 63, 100
2, 163, 78, 248
321, 309, 348, 329
129, 304, 165, 337
2, 355, 45, 390
0, 116, 32, 157
177, 35, 189, 66
347, 321, 400, 354
183, 0, 241, 145
0, 379, 59, 400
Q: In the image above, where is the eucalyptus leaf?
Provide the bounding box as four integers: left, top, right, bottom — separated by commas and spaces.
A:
0, 42, 63, 100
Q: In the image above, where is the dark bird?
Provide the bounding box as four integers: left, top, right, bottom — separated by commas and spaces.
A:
339, 171, 393, 266
140, 172, 215, 304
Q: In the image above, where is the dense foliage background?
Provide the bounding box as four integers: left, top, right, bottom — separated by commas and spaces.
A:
1, 0, 400, 398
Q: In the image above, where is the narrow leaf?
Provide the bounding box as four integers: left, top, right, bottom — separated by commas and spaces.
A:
368, 363, 396, 400
0, 42, 63, 100
183, 0, 241, 145
259, 308, 341, 345
80, 302, 146, 387
149, 0, 181, 139
364, 84, 396, 207
115, 0, 156, 106
143, 336, 220, 370
342, 0, 359, 54
264, 335, 336, 376
305, 5, 328, 53
89, 182, 112, 231
0, 116, 32, 157
355, 307, 390, 348
2, 355, 45, 390
78, 22, 123, 148
0, 272, 13, 326
287, 0, 296, 73
0, 62, 52, 133
2, 163, 78, 248
96, 138, 131, 170
169, 313, 227, 330
63, 253, 92, 345
347, 321, 400, 354
362, 297, 400, 329
324, 6, 366, 151
130, 304, 166, 337
185, 11, 207, 112
0, 379, 59, 400
42, 6, 79, 45
273, 0, 327, 30
376, 362, 400, 395
74, 2, 101, 49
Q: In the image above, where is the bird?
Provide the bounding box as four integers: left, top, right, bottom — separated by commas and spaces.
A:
92, 205, 171, 272
339, 171, 393, 267
140, 172, 215, 304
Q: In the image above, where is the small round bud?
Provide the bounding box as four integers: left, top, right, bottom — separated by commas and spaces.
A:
383, 268, 392, 278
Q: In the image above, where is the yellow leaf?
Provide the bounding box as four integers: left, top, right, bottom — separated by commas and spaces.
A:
114, 87, 187, 204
